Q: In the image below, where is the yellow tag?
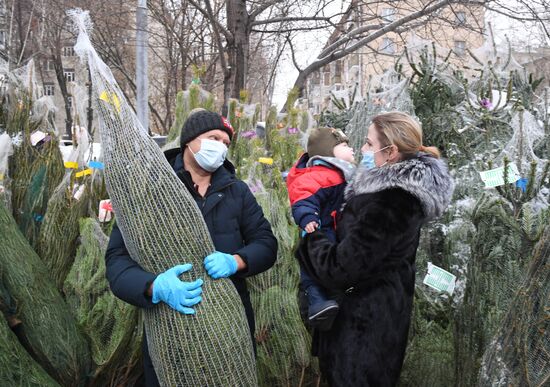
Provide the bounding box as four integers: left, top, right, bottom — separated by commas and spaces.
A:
99, 91, 121, 112
75, 169, 93, 178
258, 157, 274, 165
0, 173, 4, 181
64, 161, 79, 169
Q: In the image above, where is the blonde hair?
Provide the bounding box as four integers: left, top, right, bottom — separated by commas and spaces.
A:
371, 112, 440, 159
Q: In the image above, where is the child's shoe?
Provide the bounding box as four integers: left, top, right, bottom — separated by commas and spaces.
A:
306, 285, 339, 330
308, 300, 339, 331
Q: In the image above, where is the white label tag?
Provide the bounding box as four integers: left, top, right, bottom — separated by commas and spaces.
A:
423, 262, 456, 295
72, 184, 86, 201
98, 199, 113, 222
479, 164, 520, 188
30, 130, 47, 146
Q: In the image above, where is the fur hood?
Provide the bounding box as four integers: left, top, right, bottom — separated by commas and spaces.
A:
346, 153, 454, 221
306, 155, 356, 181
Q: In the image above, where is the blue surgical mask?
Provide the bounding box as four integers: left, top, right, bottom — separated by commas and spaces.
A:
360, 145, 391, 169
190, 139, 228, 172
360, 151, 376, 169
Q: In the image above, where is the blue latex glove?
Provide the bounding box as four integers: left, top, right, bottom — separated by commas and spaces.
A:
152, 264, 203, 315
204, 252, 238, 279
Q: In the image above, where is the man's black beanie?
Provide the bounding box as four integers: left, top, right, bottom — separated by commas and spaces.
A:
180, 110, 234, 149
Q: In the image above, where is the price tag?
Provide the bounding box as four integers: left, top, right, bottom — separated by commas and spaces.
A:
479, 164, 520, 188
64, 161, 79, 169
98, 199, 113, 222
30, 130, 47, 146
88, 161, 104, 169
99, 91, 121, 112
75, 169, 93, 178
423, 262, 456, 295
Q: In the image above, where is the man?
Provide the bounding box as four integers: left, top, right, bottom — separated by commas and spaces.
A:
105, 110, 278, 386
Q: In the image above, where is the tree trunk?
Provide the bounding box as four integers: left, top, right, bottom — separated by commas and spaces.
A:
226, 0, 249, 100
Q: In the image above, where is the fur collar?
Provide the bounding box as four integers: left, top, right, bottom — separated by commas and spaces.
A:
346, 153, 454, 221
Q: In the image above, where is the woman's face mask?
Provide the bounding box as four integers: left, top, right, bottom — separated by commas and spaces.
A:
189, 139, 228, 172
360, 145, 391, 169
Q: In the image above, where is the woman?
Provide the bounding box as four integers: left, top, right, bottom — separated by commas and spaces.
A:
296, 112, 454, 386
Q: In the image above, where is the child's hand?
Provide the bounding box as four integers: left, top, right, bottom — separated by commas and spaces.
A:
304, 221, 319, 233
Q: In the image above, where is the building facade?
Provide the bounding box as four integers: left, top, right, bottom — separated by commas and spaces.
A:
305, 1, 486, 114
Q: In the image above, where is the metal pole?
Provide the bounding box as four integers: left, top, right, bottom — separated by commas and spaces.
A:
136, 0, 149, 134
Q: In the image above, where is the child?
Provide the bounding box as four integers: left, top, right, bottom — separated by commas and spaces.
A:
286, 127, 355, 330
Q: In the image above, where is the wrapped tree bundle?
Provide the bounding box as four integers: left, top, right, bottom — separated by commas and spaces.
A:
0, 133, 12, 210
0, 201, 91, 385
3, 74, 64, 247
64, 218, 142, 386
0, 316, 59, 387
479, 226, 550, 386
243, 152, 316, 385
70, 10, 257, 386
166, 85, 216, 143
38, 127, 92, 289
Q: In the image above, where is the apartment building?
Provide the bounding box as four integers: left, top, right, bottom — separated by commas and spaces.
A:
305, 1, 485, 114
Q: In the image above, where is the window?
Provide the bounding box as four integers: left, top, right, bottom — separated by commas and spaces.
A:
333, 60, 342, 83
456, 12, 466, 25
63, 46, 75, 56
63, 69, 75, 82
311, 71, 320, 85
334, 60, 342, 74
324, 71, 331, 86
380, 37, 396, 55
381, 8, 396, 23
43, 83, 55, 96
45, 59, 55, 71
454, 40, 466, 56
0, 31, 5, 47
349, 54, 359, 67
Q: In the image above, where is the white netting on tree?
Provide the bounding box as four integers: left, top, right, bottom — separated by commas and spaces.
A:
166, 85, 216, 143
346, 70, 414, 151
64, 217, 142, 385
0, 133, 13, 209
69, 9, 257, 386
468, 28, 524, 74
2, 60, 65, 248
37, 124, 91, 289
496, 110, 546, 175
243, 159, 314, 385
478, 226, 550, 386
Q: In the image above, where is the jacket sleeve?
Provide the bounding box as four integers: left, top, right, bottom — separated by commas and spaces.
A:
105, 223, 157, 308
234, 183, 278, 277
296, 193, 403, 290
291, 187, 329, 229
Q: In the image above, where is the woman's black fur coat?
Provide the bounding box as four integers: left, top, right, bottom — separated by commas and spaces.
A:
296, 153, 454, 386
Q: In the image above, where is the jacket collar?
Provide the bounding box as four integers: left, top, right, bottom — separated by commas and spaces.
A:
346, 153, 454, 221
297, 152, 356, 181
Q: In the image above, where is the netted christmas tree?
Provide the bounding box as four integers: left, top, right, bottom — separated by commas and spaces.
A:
64, 218, 142, 386
345, 69, 414, 152
0, 199, 91, 385
166, 83, 216, 144
70, 9, 257, 386
2, 61, 64, 247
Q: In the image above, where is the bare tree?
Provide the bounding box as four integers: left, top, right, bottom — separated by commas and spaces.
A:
185, 0, 346, 113
282, 0, 550, 108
